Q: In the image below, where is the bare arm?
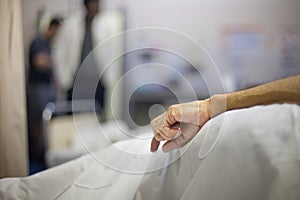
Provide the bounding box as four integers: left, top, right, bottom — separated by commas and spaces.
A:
210, 75, 300, 117
151, 75, 300, 152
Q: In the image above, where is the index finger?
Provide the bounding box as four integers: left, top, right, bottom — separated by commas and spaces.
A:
150, 137, 160, 152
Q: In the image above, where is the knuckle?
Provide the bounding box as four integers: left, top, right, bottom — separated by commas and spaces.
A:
161, 130, 176, 140
150, 119, 155, 127
154, 134, 160, 141
155, 134, 165, 141
168, 104, 178, 116
168, 104, 177, 112
150, 119, 160, 129
166, 135, 174, 140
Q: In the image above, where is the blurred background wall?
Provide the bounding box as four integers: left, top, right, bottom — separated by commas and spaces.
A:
20, 0, 300, 126
125, 0, 300, 84
22, 0, 300, 83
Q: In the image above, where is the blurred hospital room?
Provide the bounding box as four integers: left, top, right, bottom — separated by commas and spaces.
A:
0, 0, 300, 199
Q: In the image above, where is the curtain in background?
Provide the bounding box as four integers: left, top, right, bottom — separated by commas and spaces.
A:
0, 0, 28, 178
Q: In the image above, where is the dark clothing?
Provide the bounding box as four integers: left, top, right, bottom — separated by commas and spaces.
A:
27, 36, 56, 166
29, 36, 53, 84
81, 27, 94, 62
67, 81, 105, 113
27, 83, 56, 122
27, 83, 56, 162
67, 27, 106, 115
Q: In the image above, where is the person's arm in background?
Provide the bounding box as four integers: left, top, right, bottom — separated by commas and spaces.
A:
151, 75, 300, 153
30, 38, 52, 71
33, 52, 52, 70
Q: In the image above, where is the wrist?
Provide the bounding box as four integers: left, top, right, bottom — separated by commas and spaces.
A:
202, 98, 212, 120
207, 94, 227, 118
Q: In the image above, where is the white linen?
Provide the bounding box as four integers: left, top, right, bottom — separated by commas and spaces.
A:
1, 104, 300, 200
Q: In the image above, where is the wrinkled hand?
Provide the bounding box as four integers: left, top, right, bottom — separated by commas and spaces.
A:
150, 100, 211, 152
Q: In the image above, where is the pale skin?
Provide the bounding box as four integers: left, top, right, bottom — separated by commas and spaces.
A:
150, 75, 300, 153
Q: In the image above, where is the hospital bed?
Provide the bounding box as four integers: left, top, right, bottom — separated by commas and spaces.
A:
1, 104, 300, 200
42, 100, 131, 167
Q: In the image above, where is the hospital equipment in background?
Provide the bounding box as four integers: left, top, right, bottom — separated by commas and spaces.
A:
42, 100, 148, 167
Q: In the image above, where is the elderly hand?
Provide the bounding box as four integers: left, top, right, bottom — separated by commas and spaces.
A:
150, 100, 211, 152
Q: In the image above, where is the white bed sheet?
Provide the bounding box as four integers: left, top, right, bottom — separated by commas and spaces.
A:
1, 104, 300, 200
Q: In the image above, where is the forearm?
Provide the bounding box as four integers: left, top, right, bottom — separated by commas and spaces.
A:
34, 53, 52, 70
208, 75, 300, 118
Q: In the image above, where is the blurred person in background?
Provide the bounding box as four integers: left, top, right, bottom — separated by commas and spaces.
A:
27, 18, 61, 173
54, 0, 106, 116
